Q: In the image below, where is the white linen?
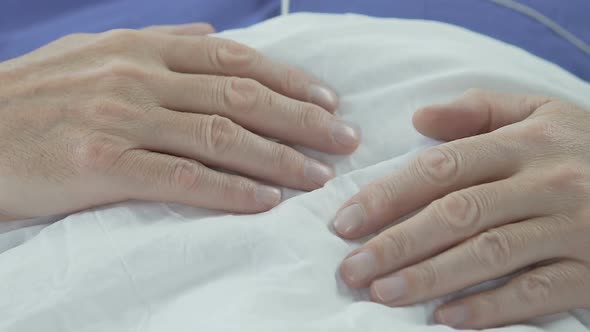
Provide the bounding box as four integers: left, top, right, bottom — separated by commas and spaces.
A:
1, 13, 590, 332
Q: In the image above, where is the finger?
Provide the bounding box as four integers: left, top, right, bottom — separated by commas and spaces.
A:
368, 216, 570, 305
156, 35, 339, 112
339, 175, 555, 288
152, 74, 360, 154
140, 110, 335, 191
412, 89, 554, 141
435, 260, 590, 329
332, 133, 521, 240
110, 149, 281, 212
143, 22, 215, 35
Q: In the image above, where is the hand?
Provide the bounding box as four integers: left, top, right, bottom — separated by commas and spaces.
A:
0, 23, 360, 221
333, 89, 590, 329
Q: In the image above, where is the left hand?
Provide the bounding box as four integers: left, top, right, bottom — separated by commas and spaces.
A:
333, 89, 590, 329
0, 22, 354, 220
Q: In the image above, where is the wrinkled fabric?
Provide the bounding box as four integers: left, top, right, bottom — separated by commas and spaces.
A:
1, 13, 590, 332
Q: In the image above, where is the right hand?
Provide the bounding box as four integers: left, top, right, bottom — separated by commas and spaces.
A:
0, 22, 360, 221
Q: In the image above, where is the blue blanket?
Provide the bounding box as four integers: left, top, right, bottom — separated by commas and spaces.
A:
1, 0, 589, 81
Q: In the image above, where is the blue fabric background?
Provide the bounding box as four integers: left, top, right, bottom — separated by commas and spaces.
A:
1, 0, 589, 81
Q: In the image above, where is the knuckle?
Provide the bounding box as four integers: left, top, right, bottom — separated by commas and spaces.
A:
85, 99, 134, 121
518, 95, 556, 117
101, 29, 145, 46
170, 159, 204, 192
213, 40, 259, 73
204, 115, 240, 154
377, 229, 414, 262
293, 103, 324, 130
270, 144, 297, 169
281, 67, 305, 94
516, 273, 552, 304
470, 230, 511, 268
223, 177, 251, 200
414, 147, 459, 186
409, 262, 439, 293
97, 59, 148, 82
369, 180, 399, 205
542, 162, 587, 194
546, 213, 575, 228
61, 32, 91, 42
75, 134, 127, 172
260, 85, 275, 109
554, 261, 587, 284
222, 78, 260, 113
361, 180, 400, 216
516, 119, 558, 145
432, 190, 481, 233
516, 95, 534, 113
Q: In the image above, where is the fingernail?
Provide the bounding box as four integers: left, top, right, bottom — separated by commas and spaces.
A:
372, 275, 407, 303
340, 251, 377, 284
309, 84, 339, 111
331, 121, 361, 148
304, 160, 335, 186
332, 204, 365, 236
255, 185, 282, 208
437, 305, 469, 327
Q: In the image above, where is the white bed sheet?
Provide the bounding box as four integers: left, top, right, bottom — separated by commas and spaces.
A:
1, 13, 590, 332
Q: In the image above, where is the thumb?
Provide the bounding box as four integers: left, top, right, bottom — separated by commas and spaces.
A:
412, 89, 553, 141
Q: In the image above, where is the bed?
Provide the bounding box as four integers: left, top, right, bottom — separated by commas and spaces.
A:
1, 12, 590, 332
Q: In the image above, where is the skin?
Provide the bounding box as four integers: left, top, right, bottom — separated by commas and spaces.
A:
333, 89, 590, 329
0, 22, 360, 221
